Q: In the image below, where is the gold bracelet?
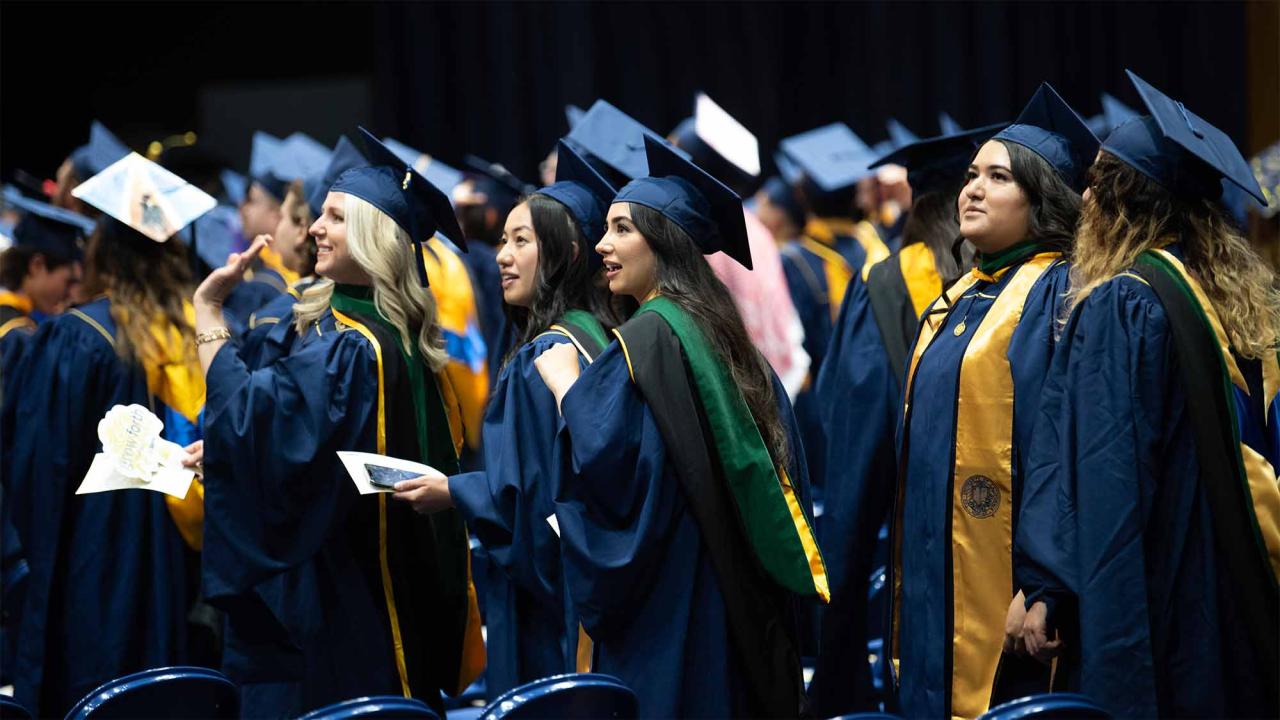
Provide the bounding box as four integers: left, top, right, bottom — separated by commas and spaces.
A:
195, 327, 232, 346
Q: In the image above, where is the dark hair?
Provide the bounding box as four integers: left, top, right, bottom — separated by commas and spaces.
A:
798, 181, 858, 220
901, 185, 968, 285
283, 180, 318, 277
627, 203, 790, 467
505, 194, 620, 357
0, 245, 77, 289
996, 140, 1082, 253
81, 219, 195, 365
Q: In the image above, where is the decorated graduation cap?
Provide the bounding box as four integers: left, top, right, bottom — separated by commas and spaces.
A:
778, 122, 879, 193
870, 122, 1008, 196
382, 137, 466, 203
535, 140, 617, 262
306, 135, 367, 217
668, 93, 762, 193
71, 152, 216, 242
1101, 69, 1266, 205
1086, 92, 1141, 139
939, 112, 964, 136
992, 82, 1099, 193
5, 187, 95, 259
615, 135, 752, 270
565, 99, 677, 184
331, 127, 467, 287
464, 155, 534, 214
69, 121, 130, 180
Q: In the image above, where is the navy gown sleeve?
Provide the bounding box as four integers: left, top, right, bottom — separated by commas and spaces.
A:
1015, 276, 1170, 713
201, 326, 381, 599
448, 335, 572, 605
551, 342, 682, 638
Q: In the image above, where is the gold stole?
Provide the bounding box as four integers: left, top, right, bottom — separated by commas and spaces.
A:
894, 253, 1060, 719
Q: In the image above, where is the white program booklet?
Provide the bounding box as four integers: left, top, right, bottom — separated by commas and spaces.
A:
76, 404, 196, 500
337, 451, 441, 495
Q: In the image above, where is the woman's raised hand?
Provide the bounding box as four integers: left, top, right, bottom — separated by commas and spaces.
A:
193, 235, 268, 311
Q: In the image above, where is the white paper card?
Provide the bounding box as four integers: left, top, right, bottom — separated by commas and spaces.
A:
337, 451, 440, 495
546, 513, 561, 537
75, 404, 195, 499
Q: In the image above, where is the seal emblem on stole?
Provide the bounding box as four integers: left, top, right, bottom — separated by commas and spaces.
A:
961, 475, 1000, 519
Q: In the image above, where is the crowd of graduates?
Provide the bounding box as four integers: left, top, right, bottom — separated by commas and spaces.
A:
1, 69, 1278, 720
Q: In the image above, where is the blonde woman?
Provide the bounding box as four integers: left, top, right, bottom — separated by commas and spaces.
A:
191, 129, 483, 718
1010, 71, 1280, 718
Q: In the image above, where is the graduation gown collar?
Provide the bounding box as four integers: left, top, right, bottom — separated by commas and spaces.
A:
0, 289, 33, 315
974, 240, 1054, 280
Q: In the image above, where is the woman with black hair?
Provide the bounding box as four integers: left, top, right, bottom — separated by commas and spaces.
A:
1009, 71, 1279, 719
390, 142, 620, 699
806, 124, 1000, 717
2, 154, 210, 717
533, 136, 827, 718
888, 84, 1096, 719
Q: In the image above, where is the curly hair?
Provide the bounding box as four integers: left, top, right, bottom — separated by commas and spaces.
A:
1069, 151, 1280, 359
80, 219, 196, 365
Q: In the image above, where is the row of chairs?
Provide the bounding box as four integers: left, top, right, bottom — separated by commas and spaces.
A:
0, 668, 638, 720
832, 693, 1110, 720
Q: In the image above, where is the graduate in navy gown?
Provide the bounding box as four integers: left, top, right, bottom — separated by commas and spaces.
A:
1009, 71, 1280, 719
806, 124, 998, 716
192, 129, 483, 718
0, 193, 91, 377
773, 123, 891, 489
391, 141, 620, 699
889, 84, 1096, 718
533, 136, 828, 718
240, 136, 367, 364
2, 153, 211, 717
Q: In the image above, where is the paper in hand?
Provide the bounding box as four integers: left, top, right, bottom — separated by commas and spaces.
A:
337, 451, 441, 495
76, 404, 196, 499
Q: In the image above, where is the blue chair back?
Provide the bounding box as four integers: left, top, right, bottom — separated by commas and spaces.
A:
481, 673, 637, 719
299, 696, 439, 719
63, 666, 238, 719
1, 694, 33, 720
979, 692, 1111, 720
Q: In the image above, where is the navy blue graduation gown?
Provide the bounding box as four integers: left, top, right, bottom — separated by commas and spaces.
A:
2, 298, 191, 716
806, 274, 900, 714
1014, 269, 1279, 718
893, 257, 1069, 718
222, 266, 287, 336
448, 333, 580, 699
553, 341, 812, 718
203, 308, 394, 716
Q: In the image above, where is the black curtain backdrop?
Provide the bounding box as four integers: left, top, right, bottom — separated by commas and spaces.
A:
1, 1, 1257, 189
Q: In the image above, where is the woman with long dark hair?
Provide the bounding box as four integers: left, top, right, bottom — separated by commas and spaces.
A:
390, 142, 620, 698
1009, 71, 1279, 718
533, 136, 826, 718
887, 84, 1096, 718
191, 129, 483, 718
2, 154, 210, 717
806, 124, 1000, 716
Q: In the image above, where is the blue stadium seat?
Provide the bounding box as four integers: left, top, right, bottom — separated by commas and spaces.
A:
298, 696, 440, 719
480, 673, 637, 719
827, 713, 902, 719
978, 692, 1111, 720
63, 666, 238, 719
0, 694, 33, 720
443, 675, 487, 711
